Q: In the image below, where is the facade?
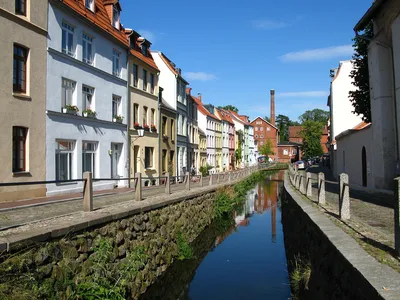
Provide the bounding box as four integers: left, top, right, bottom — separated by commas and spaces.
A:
238, 115, 256, 166
288, 126, 303, 144
46, 0, 129, 196
250, 117, 279, 160
127, 29, 160, 185
186, 88, 199, 173
152, 51, 189, 177
228, 111, 245, 167
215, 108, 235, 171
277, 142, 300, 163
205, 104, 222, 172
0, 0, 48, 201
351, 0, 400, 189
198, 129, 207, 168
159, 97, 177, 176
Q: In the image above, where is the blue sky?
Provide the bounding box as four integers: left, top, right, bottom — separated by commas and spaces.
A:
120, 0, 371, 122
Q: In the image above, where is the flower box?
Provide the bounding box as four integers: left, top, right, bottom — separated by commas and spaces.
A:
83, 112, 96, 118
62, 108, 77, 115
113, 118, 123, 123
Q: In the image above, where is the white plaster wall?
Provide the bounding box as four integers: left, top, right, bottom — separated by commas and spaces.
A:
336, 127, 374, 189
331, 61, 363, 140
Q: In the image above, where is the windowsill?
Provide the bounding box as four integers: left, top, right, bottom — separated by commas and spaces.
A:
47, 110, 127, 127
12, 171, 32, 177
145, 168, 156, 171
56, 181, 78, 186
13, 92, 31, 100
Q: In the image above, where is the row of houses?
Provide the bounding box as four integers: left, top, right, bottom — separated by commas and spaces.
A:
1, 0, 287, 202
326, 0, 400, 191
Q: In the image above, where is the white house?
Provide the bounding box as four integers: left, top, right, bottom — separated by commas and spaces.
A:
45, 0, 129, 196
152, 51, 189, 177
248, 125, 256, 165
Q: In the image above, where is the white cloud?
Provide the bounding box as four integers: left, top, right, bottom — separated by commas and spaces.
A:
137, 30, 156, 43
279, 45, 353, 62
252, 19, 289, 30
278, 91, 329, 97
183, 72, 217, 81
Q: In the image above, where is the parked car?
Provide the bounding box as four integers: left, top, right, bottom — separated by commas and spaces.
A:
294, 160, 306, 170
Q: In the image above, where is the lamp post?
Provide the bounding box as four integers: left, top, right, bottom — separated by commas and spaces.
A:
129, 128, 145, 188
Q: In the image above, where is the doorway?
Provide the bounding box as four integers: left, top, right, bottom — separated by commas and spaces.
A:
111, 143, 122, 179
362, 146, 367, 187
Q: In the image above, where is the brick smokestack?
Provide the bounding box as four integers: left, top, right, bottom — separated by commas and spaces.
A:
270, 89, 275, 126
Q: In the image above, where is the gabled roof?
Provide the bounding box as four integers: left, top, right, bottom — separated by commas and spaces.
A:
151, 51, 189, 84
215, 108, 234, 125
354, 0, 386, 31
230, 111, 252, 126
250, 116, 279, 131
192, 96, 219, 120
126, 29, 159, 71
335, 122, 372, 140
62, 0, 129, 47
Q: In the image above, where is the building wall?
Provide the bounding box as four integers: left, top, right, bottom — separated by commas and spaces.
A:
0, 0, 48, 201
160, 108, 176, 176
277, 145, 299, 163
288, 126, 303, 144
151, 52, 176, 110
251, 118, 278, 160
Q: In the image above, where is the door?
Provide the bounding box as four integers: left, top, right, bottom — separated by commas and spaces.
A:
362, 146, 367, 187
111, 143, 120, 179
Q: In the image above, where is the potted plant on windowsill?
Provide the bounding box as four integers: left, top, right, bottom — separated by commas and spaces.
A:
62, 105, 79, 115
82, 108, 97, 118
134, 122, 142, 129
113, 115, 124, 123
143, 124, 150, 132
151, 124, 157, 133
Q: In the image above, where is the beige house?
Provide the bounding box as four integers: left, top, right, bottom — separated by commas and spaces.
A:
126, 30, 160, 186
160, 93, 177, 176
199, 129, 207, 169
0, 0, 47, 201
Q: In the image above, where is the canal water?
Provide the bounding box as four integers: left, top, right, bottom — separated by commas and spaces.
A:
141, 174, 291, 300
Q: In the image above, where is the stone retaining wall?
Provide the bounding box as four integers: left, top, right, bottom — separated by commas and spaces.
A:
282, 172, 400, 300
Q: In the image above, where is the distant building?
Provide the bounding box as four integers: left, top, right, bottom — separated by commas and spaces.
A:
288, 126, 303, 144
277, 142, 300, 163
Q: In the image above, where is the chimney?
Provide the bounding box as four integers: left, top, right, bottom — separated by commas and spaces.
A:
186, 87, 192, 95
198, 93, 202, 102
270, 89, 275, 126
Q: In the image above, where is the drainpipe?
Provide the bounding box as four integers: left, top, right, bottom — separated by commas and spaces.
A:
355, 31, 400, 173
126, 49, 132, 188
158, 86, 163, 179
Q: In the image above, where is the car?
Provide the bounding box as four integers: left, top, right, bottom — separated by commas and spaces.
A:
294, 160, 306, 170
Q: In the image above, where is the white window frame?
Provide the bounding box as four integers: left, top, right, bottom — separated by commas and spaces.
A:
61, 78, 76, 108
145, 147, 154, 169
112, 49, 120, 77
112, 5, 120, 29
85, 0, 94, 11
283, 149, 289, 155
112, 95, 121, 118
55, 140, 75, 181
82, 85, 94, 111
62, 21, 75, 57
267, 127, 271, 131
260, 135, 264, 138
82, 141, 98, 176
82, 33, 94, 65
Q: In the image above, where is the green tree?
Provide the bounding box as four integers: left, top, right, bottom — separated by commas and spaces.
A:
299, 120, 323, 157
235, 130, 244, 163
264, 116, 270, 122
276, 114, 290, 141
299, 109, 329, 125
349, 21, 373, 123
218, 105, 239, 113
259, 139, 274, 156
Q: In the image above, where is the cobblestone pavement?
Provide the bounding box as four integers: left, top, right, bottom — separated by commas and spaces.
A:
305, 165, 395, 242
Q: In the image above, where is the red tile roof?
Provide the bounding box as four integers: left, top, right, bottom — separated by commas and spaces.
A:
126, 29, 159, 71
191, 96, 219, 120
353, 122, 371, 130
215, 108, 234, 125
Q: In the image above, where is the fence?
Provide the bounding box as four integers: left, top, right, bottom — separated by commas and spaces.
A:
287, 164, 400, 256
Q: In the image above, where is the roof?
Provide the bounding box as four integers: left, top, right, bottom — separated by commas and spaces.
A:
161, 99, 175, 112
126, 29, 159, 71
191, 95, 219, 120
336, 122, 372, 140
354, 0, 386, 31
152, 51, 189, 84
278, 141, 301, 146
62, 0, 129, 47
231, 111, 251, 125
249, 116, 279, 131
215, 108, 234, 125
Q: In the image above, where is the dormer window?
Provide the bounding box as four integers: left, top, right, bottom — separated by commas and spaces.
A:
141, 44, 147, 56
113, 5, 120, 29
85, 0, 94, 11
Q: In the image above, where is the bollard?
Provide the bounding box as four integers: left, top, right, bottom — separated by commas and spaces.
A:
185, 172, 190, 190
394, 178, 400, 256
165, 173, 171, 194
135, 172, 142, 201
217, 173, 220, 183
83, 172, 93, 212
228, 172, 231, 182
299, 171, 306, 194
318, 172, 326, 205
209, 174, 213, 186
339, 173, 350, 220
306, 172, 312, 197
199, 174, 203, 187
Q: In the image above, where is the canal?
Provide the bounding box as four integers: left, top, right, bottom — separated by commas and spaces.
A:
141, 173, 291, 300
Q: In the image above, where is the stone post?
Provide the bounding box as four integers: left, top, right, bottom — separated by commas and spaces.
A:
185, 172, 190, 190
199, 174, 203, 187
209, 174, 213, 186
135, 172, 142, 201
217, 173, 220, 183
299, 171, 306, 194
339, 173, 350, 220
318, 172, 326, 205
228, 172, 231, 182
83, 172, 93, 212
394, 178, 400, 256
165, 172, 171, 194
306, 172, 312, 197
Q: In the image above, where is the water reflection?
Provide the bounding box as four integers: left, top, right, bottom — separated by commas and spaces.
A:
141, 174, 290, 300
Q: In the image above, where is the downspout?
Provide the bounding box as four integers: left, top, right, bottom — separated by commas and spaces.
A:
158, 86, 163, 178
126, 48, 131, 187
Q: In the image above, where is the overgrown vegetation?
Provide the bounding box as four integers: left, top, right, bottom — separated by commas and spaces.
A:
290, 255, 312, 299
199, 164, 213, 177
176, 232, 193, 260
299, 120, 324, 157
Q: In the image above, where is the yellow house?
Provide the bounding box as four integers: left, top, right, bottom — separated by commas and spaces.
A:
199, 129, 207, 168
215, 121, 223, 172
160, 94, 177, 176
127, 30, 160, 186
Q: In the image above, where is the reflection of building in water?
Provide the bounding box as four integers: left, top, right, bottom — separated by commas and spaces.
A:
255, 180, 278, 242
234, 187, 256, 226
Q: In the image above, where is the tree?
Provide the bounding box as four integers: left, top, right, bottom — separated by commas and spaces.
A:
299, 120, 324, 157
299, 109, 329, 125
264, 116, 270, 122
276, 114, 291, 141
218, 105, 238, 113
349, 21, 373, 123
259, 139, 274, 157
235, 130, 244, 163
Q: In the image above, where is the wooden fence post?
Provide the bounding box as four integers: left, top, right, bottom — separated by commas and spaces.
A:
318, 172, 326, 205
339, 173, 350, 220
83, 172, 93, 212
135, 172, 142, 201
165, 172, 171, 194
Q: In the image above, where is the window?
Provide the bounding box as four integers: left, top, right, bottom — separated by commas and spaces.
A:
162, 117, 167, 135
255, 127, 258, 131
62, 22, 74, 57
55, 140, 74, 180
260, 127, 264, 131
112, 49, 120, 76
260, 135, 264, 138
142, 69, 147, 91
143, 106, 148, 125
133, 64, 138, 87
82, 33, 93, 65
133, 103, 139, 124
85, 0, 94, 11
151, 109, 155, 125
162, 150, 167, 172
12, 127, 27, 172
82, 142, 97, 176
170, 151, 175, 170
145, 147, 154, 168
150, 73, 155, 94
13, 45, 28, 93
260, 141, 264, 145
267, 127, 271, 131
61, 78, 76, 108
112, 95, 121, 118
255, 134, 258, 138
142, 44, 147, 56
15, 0, 26, 15
170, 119, 175, 140
112, 5, 119, 29
283, 149, 289, 155
82, 85, 94, 111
